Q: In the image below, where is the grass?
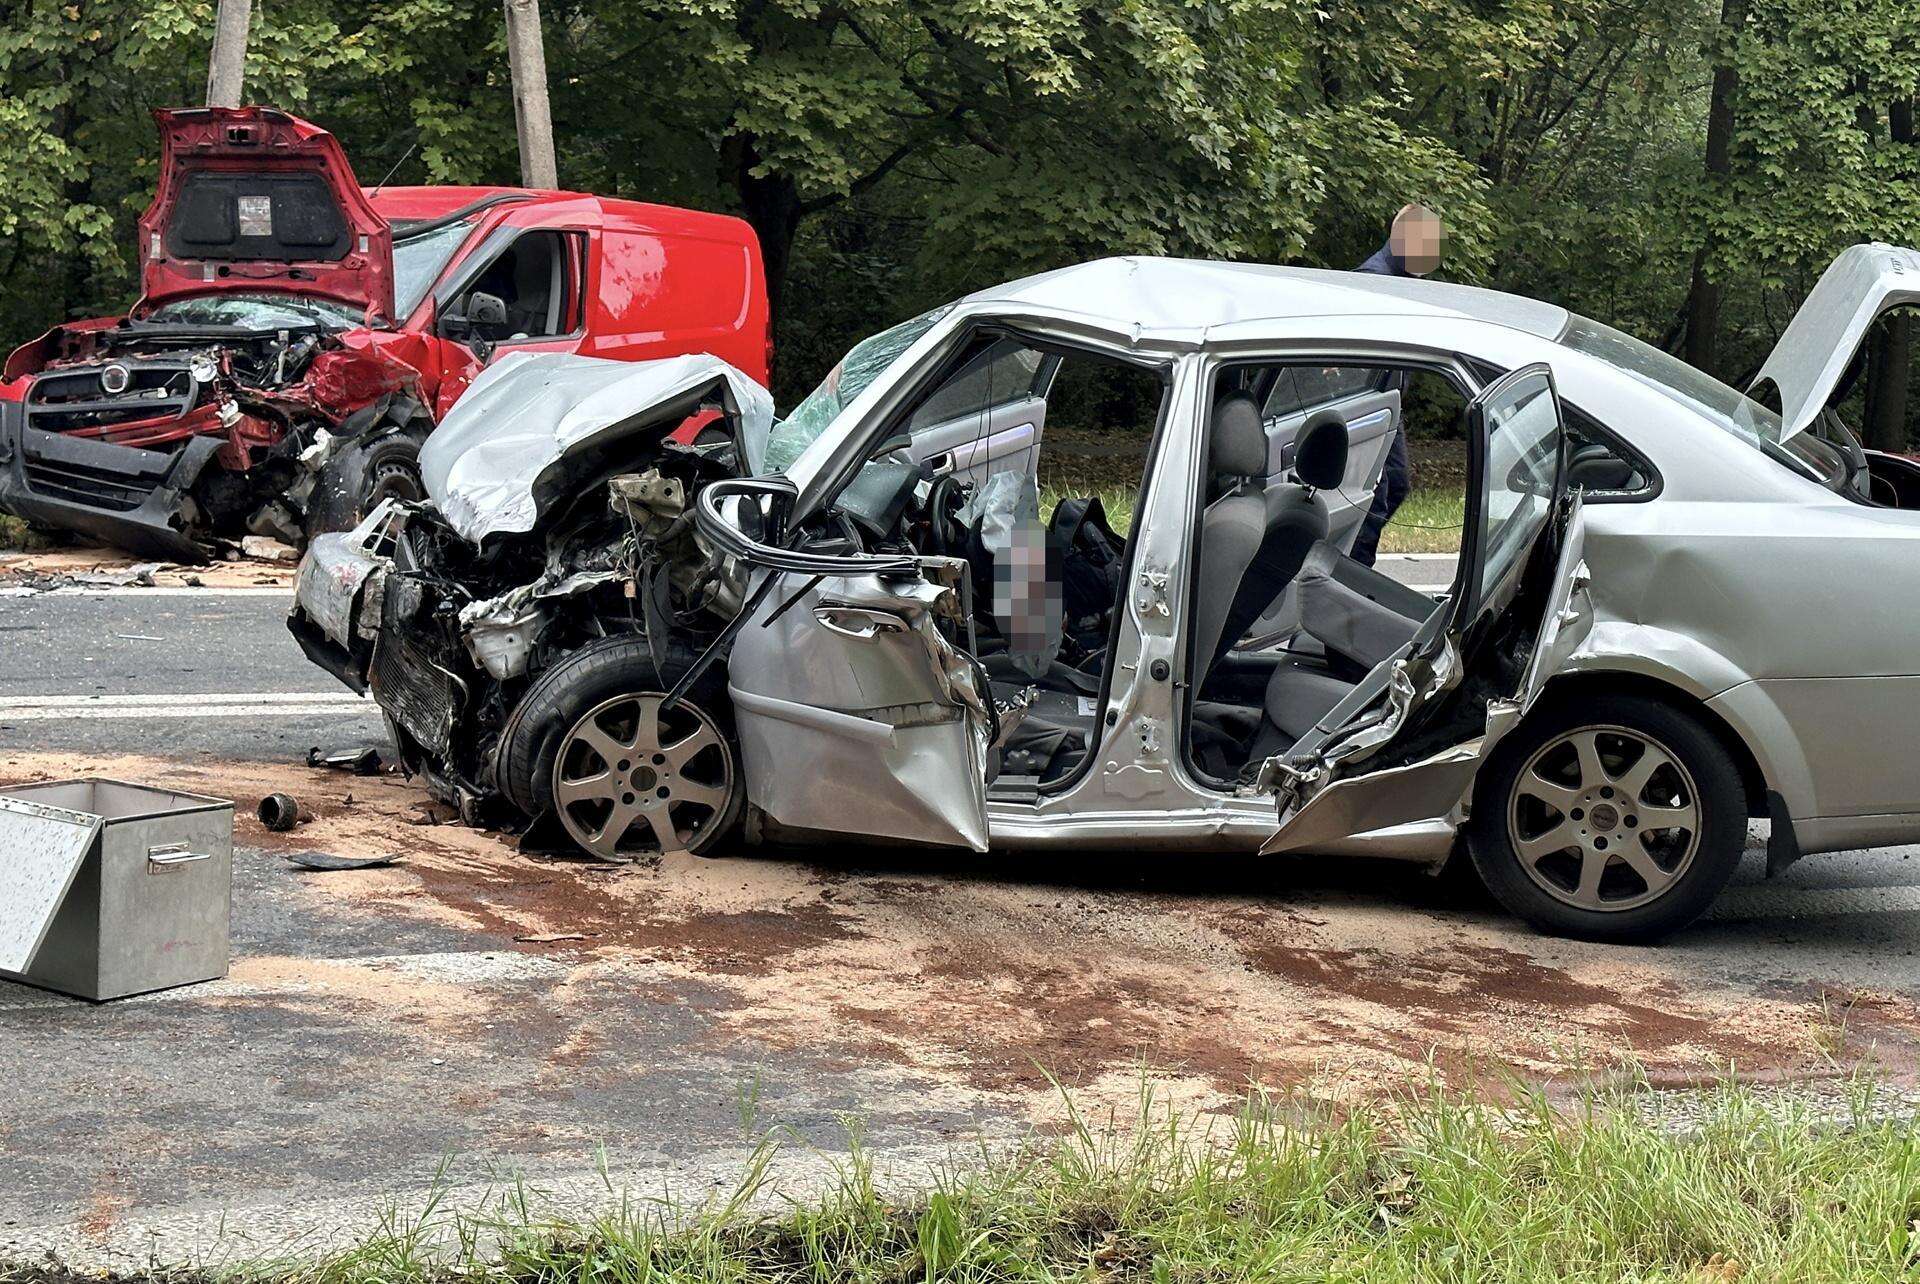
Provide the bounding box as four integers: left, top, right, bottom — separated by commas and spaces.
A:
1380, 487, 1465, 554
47, 1078, 1920, 1284
0, 512, 27, 550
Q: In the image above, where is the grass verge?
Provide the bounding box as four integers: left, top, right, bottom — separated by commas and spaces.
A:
1380, 486, 1465, 554
29, 1079, 1920, 1283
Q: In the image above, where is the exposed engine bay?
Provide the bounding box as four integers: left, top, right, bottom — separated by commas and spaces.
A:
290, 353, 773, 828
1, 312, 430, 559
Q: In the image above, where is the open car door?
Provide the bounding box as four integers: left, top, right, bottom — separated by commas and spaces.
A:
694, 479, 995, 851
902, 339, 1057, 486
1751, 243, 1920, 441
1253, 363, 1592, 856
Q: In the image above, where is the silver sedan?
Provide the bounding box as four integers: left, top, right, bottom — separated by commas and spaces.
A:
293, 243, 1920, 941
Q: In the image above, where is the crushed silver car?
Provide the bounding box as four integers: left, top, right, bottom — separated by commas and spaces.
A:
294, 244, 1920, 941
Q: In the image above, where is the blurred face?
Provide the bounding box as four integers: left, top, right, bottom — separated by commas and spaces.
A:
1390, 205, 1444, 276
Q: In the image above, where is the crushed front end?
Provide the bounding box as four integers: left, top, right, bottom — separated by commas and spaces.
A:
1, 320, 424, 561
289, 352, 767, 820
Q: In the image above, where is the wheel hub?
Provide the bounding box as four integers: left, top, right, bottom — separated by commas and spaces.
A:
1507, 723, 1701, 913
550, 693, 734, 860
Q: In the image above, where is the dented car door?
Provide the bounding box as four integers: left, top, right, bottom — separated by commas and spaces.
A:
697, 480, 995, 851
1255, 363, 1586, 855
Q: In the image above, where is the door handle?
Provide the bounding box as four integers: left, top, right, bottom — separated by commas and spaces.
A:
1557, 561, 1593, 627
815, 605, 909, 640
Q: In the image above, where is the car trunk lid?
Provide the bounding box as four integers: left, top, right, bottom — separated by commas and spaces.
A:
136, 107, 395, 322
1751, 242, 1920, 442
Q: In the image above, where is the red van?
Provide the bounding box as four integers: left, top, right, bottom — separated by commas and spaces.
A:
0, 107, 770, 562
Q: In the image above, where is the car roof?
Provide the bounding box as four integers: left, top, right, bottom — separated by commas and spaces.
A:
364, 186, 754, 238
964, 256, 1569, 343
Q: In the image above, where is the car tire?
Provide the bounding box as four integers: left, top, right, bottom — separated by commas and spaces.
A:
1466, 692, 1746, 943
304, 429, 426, 543
496, 635, 743, 860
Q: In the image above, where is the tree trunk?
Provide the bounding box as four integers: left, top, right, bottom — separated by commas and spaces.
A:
503, 0, 558, 189
722, 131, 802, 352
1863, 96, 1916, 452
1680, 0, 1746, 374
205, 0, 252, 108
1864, 313, 1911, 453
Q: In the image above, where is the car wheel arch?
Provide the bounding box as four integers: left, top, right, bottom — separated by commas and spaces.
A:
1529, 670, 1769, 817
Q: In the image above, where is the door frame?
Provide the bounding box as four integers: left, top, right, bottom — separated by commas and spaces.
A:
1253, 361, 1579, 854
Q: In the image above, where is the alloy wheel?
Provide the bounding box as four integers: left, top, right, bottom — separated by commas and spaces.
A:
1506, 723, 1702, 912
551, 692, 735, 859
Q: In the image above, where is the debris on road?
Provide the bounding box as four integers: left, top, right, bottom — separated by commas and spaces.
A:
514, 932, 596, 944
258, 793, 305, 832
239, 535, 300, 563
0, 546, 298, 591
284, 849, 403, 872
6, 747, 1919, 1116
307, 745, 383, 775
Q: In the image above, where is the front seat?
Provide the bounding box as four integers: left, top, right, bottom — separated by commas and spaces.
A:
505, 239, 560, 338
1192, 406, 1351, 692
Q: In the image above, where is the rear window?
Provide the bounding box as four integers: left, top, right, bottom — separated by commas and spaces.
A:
1558, 314, 1824, 483
1261, 365, 1385, 418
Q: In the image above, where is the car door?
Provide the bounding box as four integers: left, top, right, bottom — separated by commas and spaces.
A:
696, 480, 995, 851
903, 339, 1057, 486
1252, 363, 1589, 855
428, 225, 590, 413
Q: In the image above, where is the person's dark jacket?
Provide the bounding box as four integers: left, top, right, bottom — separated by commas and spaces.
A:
1354, 241, 1407, 276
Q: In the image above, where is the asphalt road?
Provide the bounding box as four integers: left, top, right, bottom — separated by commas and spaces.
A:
7, 559, 1920, 1267
0, 587, 385, 758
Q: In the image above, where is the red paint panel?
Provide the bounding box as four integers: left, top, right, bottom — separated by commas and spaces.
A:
137, 107, 394, 320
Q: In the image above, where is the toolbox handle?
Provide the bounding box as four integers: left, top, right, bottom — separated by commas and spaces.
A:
148, 843, 214, 872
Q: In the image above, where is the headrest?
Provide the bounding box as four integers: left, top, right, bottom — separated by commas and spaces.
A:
1210, 392, 1266, 480
1293, 410, 1349, 491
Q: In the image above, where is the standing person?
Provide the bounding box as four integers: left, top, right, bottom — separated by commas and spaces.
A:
1349, 203, 1444, 566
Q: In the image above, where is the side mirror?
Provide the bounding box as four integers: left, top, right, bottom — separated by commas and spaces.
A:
875, 432, 915, 459
464, 291, 509, 331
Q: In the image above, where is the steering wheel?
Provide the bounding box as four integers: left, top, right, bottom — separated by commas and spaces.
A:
925, 473, 970, 556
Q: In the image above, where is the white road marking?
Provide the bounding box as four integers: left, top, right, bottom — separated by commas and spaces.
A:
0, 691, 366, 708
0, 690, 372, 721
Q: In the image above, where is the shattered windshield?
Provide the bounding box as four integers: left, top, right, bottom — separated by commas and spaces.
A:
392, 218, 477, 319
144, 293, 361, 331
763, 304, 953, 473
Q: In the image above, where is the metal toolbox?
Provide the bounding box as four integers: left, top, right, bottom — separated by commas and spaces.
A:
0, 778, 233, 1001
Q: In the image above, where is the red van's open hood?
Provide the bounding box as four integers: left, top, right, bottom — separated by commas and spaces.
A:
136, 107, 395, 322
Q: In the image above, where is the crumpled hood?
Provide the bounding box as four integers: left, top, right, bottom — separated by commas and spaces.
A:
421, 351, 773, 545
